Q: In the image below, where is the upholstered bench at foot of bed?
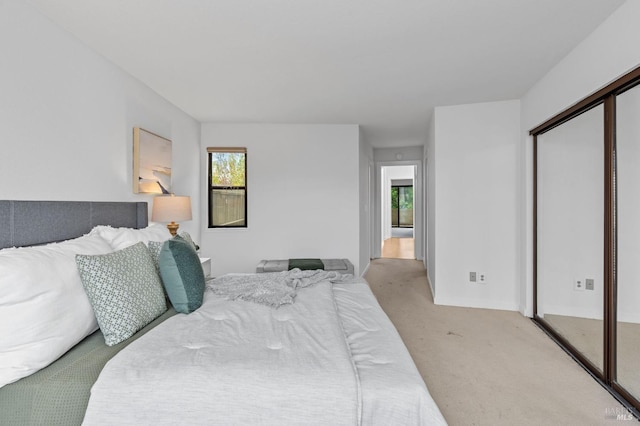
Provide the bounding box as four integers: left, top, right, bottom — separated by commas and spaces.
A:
256, 258, 354, 275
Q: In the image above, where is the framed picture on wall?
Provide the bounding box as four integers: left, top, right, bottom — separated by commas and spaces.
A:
133, 127, 172, 194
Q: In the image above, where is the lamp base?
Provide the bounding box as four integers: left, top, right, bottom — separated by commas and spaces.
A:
167, 222, 179, 237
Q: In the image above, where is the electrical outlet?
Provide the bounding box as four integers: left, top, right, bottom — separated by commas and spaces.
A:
585, 278, 595, 291
574, 278, 585, 291
478, 273, 487, 284
469, 272, 477, 283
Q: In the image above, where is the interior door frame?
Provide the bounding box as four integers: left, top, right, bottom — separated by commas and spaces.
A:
374, 160, 422, 260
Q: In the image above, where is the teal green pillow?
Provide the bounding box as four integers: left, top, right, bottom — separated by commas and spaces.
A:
149, 233, 196, 271
179, 232, 199, 252
76, 242, 167, 346
159, 235, 205, 314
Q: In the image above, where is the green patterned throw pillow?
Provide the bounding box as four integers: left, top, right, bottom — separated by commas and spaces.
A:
148, 240, 163, 271
76, 242, 167, 346
159, 235, 205, 314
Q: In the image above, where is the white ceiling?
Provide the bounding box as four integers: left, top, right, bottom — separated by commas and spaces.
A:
28, 0, 624, 147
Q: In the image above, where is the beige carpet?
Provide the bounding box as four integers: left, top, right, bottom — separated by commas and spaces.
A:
364, 258, 633, 425
544, 314, 640, 400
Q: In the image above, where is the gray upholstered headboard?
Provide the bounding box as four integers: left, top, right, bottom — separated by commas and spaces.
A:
0, 200, 148, 249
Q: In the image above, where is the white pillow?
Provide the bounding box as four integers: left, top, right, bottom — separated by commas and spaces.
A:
0, 234, 114, 388
89, 223, 171, 251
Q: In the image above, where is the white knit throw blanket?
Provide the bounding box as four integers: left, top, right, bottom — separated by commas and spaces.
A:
208, 269, 352, 308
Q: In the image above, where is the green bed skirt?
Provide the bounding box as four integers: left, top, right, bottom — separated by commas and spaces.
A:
0, 308, 176, 426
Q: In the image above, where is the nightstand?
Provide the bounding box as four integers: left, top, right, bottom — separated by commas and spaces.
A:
199, 257, 211, 278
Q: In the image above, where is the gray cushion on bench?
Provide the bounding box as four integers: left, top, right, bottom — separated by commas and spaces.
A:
257, 258, 354, 275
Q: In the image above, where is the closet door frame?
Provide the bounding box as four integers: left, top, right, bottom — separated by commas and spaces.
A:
531, 65, 640, 416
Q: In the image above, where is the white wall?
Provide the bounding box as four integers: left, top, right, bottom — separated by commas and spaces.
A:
426, 116, 436, 295
0, 0, 201, 236
359, 133, 374, 276
521, 0, 640, 316
200, 124, 360, 277
374, 146, 424, 163
432, 100, 520, 311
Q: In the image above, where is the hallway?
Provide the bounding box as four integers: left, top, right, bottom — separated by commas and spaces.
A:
381, 233, 415, 259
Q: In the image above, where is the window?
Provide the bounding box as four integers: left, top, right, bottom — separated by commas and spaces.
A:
391, 185, 413, 228
207, 147, 247, 228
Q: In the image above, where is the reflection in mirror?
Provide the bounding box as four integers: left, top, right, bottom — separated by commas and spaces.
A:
537, 104, 604, 372
615, 84, 640, 400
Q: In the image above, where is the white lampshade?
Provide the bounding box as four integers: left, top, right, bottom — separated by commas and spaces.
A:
151, 195, 192, 223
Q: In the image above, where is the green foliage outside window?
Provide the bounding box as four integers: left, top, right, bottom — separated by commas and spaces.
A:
211, 153, 245, 187
391, 186, 413, 209
400, 187, 413, 209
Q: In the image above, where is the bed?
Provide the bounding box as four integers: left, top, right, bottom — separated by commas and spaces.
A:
0, 200, 447, 425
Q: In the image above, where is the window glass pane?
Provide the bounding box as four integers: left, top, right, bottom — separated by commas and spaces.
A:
399, 187, 413, 227
211, 153, 245, 187
210, 189, 246, 227
391, 187, 399, 226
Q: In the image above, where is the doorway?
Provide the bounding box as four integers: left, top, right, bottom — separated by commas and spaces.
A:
381, 165, 415, 259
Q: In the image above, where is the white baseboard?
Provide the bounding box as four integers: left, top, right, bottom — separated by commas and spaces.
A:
434, 295, 519, 312
425, 271, 436, 300
360, 259, 371, 277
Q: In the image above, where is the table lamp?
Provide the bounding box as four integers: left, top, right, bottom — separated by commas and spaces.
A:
151, 194, 192, 236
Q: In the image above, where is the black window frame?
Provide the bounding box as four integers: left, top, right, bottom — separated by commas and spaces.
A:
207, 147, 247, 228
391, 184, 414, 228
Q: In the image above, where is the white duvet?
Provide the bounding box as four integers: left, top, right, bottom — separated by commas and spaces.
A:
83, 277, 447, 425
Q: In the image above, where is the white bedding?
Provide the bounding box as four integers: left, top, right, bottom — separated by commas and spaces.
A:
333, 282, 446, 425
83, 277, 447, 425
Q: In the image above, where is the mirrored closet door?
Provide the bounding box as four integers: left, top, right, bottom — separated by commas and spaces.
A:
532, 66, 640, 416
536, 104, 605, 373
615, 83, 640, 403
